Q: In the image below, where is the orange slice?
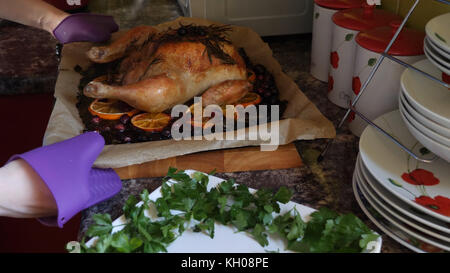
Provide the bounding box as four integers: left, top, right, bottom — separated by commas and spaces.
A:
189, 117, 214, 129
186, 103, 241, 127
131, 112, 171, 132
89, 99, 139, 120
235, 92, 261, 108
186, 103, 214, 129
92, 75, 108, 83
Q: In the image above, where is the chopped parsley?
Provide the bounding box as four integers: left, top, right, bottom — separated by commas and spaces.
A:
73, 168, 378, 253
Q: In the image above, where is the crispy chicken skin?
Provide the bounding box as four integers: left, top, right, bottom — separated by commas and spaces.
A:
86, 25, 158, 63
83, 25, 252, 113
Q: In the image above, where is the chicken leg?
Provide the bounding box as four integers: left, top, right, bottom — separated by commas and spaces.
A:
84, 74, 183, 113
84, 75, 251, 113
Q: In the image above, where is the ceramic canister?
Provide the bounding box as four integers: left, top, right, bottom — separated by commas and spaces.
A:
310, 0, 364, 82
328, 4, 402, 108
348, 21, 425, 137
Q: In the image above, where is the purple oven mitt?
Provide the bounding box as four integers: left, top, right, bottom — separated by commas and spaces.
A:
53, 13, 119, 44
7, 132, 122, 228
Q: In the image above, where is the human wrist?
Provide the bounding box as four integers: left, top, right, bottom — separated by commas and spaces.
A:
0, 159, 57, 218
41, 10, 69, 36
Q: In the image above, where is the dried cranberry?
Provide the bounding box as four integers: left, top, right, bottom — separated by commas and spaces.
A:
162, 128, 171, 138
263, 91, 272, 98
177, 27, 187, 36
264, 73, 272, 82
253, 64, 265, 75
115, 123, 125, 132
256, 87, 265, 94
119, 114, 130, 124
137, 135, 148, 142
270, 96, 278, 105
91, 116, 101, 124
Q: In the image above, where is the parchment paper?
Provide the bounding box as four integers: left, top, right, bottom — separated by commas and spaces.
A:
43, 17, 335, 168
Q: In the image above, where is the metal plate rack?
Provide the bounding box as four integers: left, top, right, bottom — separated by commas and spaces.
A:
319, 0, 450, 163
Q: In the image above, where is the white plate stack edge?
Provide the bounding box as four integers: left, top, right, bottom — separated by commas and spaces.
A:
353, 110, 450, 253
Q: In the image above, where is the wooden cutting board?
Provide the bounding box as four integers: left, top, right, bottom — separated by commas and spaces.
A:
114, 143, 302, 179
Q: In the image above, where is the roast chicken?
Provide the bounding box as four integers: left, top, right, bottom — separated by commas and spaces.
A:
83, 24, 252, 113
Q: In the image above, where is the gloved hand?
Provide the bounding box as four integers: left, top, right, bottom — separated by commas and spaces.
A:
53, 13, 119, 44
7, 132, 122, 228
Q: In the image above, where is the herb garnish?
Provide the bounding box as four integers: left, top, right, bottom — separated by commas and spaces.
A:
129, 24, 236, 66
73, 168, 378, 253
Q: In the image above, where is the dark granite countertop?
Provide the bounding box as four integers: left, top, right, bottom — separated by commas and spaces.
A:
0, 0, 183, 95
0, 0, 412, 252
0, 20, 59, 95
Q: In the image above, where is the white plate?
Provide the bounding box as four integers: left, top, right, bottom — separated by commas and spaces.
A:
399, 97, 450, 147
352, 172, 425, 253
425, 36, 450, 66
426, 13, 450, 54
424, 42, 450, 75
357, 156, 450, 235
401, 59, 450, 128
355, 169, 450, 252
400, 91, 450, 138
359, 110, 450, 223
401, 106, 450, 163
86, 170, 382, 253
356, 157, 450, 243
427, 36, 450, 60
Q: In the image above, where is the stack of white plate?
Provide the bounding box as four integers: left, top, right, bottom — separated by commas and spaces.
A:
400, 13, 450, 163
399, 58, 450, 163
353, 110, 450, 253
424, 13, 450, 76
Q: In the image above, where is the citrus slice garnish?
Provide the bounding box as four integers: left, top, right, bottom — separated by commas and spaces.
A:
92, 75, 108, 83
131, 112, 171, 132
186, 102, 241, 127
189, 118, 214, 129
186, 103, 214, 129
89, 99, 139, 120
235, 92, 261, 108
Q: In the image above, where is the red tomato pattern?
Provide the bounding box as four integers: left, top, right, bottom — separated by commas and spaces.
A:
328, 75, 334, 93
419, 242, 444, 253
442, 72, 449, 84
401, 169, 440, 186
443, 72, 450, 90
352, 76, 361, 95
330, 51, 339, 69
414, 195, 450, 217
348, 111, 355, 123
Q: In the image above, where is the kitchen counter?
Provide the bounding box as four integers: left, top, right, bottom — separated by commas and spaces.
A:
0, 0, 412, 252
0, 20, 59, 95
77, 2, 412, 253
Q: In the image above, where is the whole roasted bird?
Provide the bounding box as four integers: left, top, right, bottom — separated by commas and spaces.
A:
83, 24, 252, 113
